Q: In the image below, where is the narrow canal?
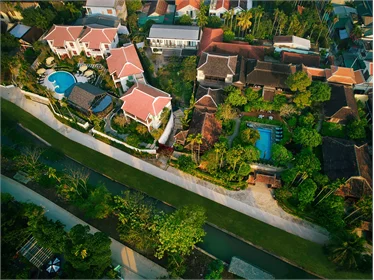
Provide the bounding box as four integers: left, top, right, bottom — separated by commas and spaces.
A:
1, 125, 317, 279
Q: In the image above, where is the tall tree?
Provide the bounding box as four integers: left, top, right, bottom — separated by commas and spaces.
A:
271, 144, 293, 166
240, 128, 260, 145
187, 134, 198, 163
293, 127, 322, 148
216, 103, 238, 121
344, 196, 373, 224
286, 71, 312, 92
310, 81, 331, 102
196, 3, 209, 28
226, 88, 247, 107
154, 205, 206, 259
237, 10, 252, 37
81, 184, 113, 219
296, 179, 317, 210
32, 218, 66, 253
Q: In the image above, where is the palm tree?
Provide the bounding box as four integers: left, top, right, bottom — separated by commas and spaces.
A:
237, 10, 252, 37
322, 1, 333, 22
195, 133, 203, 163
344, 196, 372, 224
222, 11, 230, 27
229, 9, 235, 30
196, 3, 209, 28
271, 8, 280, 35
187, 134, 197, 163
328, 15, 339, 35
276, 12, 287, 35
327, 231, 368, 269
315, 178, 345, 206
255, 6, 264, 35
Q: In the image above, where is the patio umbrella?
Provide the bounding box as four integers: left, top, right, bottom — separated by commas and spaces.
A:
46, 57, 55, 65
84, 70, 94, 77
79, 65, 88, 72
37, 68, 46, 75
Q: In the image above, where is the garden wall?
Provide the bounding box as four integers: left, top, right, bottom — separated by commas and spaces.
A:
91, 128, 157, 154
158, 111, 174, 145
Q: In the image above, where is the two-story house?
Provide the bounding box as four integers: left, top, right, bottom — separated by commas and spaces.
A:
175, 0, 202, 19
148, 24, 201, 56
120, 83, 172, 131
106, 44, 144, 91
209, 0, 229, 18
84, 0, 127, 20
197, 52, 241, 88
44, 25, 118, 59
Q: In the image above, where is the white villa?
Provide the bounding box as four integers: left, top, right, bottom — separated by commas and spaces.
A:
84, 0, 127, 20
106, 44, 144, 91
148, 24, 201, 55
175, 0, 202, 19
44, 25, 118, 58
209, 0, 229, 18
120, 83, 172, 130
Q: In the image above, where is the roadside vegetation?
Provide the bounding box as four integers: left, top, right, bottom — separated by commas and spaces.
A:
2, 99, 372, 279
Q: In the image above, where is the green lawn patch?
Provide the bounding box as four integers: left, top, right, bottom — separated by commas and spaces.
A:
320, 121, 347, 138
1, 99, 371, 279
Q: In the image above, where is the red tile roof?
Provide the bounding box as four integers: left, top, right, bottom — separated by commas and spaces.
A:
44, 25, 84, 47
79, 27, 117, 49
302, 65, 326, 78
203, 42, 267, 60
107, 44, 143, 78
176, 0, 201, 10
326, 66, 365, 85
198, 28, 224, 56
120, 83, 171, 122
214, 0, 230, 10
281, 51, 320, 68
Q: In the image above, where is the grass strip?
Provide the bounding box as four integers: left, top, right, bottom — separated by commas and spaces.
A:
1, 99, 370, 279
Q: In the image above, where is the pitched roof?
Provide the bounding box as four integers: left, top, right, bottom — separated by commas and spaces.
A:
79, 27, 117, 49
174, 130, 189, 144
198, 28, 224, 56
281, 51, 320, 68
325, 66, 365, 85
148, 24, 201, 40
203, 42, 266, 60
20, 26, 44, 44
74, 14, 120, 28
106, 44, 143, 78
246, 60, 297, 88
195, 85, 224, 110
148, 0, 168, 16
322, 137, 373, 197
120, 83, 171, 121
186, 109, 222, 151
44, 25, 84, 47
302, 65, 326, 79
229, 0, 247, 10
324, 84, 358, 122
176, 0, 201, 10
198, 52, 238, 78
66, 82, 107, 111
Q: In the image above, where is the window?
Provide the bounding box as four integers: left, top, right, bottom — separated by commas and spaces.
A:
107, 9, 113, 14
73, 51, 77, 55
70, 42, 74, 47
87, 8, 92, 14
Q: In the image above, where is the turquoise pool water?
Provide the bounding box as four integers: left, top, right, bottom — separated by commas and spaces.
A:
255, 128, 272, 160
48, 71, 76, 95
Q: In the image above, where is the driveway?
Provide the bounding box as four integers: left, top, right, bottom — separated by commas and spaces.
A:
1, 175, 168, 279
1, 86, 329, 244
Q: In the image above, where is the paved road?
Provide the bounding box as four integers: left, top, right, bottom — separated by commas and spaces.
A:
1, 175, 168, 279
1, 86, 329, 244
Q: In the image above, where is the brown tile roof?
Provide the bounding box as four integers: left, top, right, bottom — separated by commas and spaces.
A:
214, 0, 230, 10
66, 82, 107, 112
273, 36, 293, 43
195, 85, 224, 110
262, 87, 276, 101
198, 52, 238, 78
176, 0, 201, 10
174, 130, 188, 145
281, 51, 320, 68
148, 0, 168, 16
246, 60, 297, 88
325, 66, 365, 85
302, 65, 326, 78
198, 28, 224, 56
322, 137, 373, 199
185, 109, 222, 151
203, 42, 267, 60
324, 84, 358, 123
247, 173, 281, 188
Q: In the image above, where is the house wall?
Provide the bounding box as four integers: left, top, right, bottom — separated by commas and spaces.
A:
176, 5, 199, 19
197, 70, 205, 82
149, 38, 199, 53
85, 6, 116, 17
209, 7, 227, 18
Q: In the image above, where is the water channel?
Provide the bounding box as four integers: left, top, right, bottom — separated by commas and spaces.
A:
2, 125, 317, 279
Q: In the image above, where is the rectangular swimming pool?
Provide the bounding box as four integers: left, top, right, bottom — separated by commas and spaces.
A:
255, 128, 272, 160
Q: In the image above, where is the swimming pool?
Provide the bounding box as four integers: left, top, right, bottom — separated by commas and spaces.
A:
255, 128, 272, 160
47, 71, 76, 95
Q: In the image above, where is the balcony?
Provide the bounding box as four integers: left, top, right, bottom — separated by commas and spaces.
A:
150, 42, 197, 50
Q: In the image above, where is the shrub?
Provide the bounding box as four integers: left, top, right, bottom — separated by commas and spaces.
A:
126, 134, 140, 147
177, 155, 196, 172
136, 124, 148, 136
223, 30, 235, 42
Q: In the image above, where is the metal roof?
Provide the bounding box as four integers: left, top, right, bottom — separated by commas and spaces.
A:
148, 24, 200, 40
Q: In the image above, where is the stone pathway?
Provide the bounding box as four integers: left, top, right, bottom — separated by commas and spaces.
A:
228, 118, 241, 148
1, 86, 329, 244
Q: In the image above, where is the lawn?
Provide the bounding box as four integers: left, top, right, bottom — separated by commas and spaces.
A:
320, 121, 347, 138
1, 99, 371, 279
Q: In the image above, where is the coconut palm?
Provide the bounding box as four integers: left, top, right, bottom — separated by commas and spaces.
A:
271, 8, 280, 35
196, 3, 209, 28
255, 6, 264, 35
187, 134, 198, 163
327, 231, 368, 269
323, 1, 333, 22
344, 196, 373, 224
328, 15, 339, 35
275, 11, 287, 35
229, 9, 235, 30
222, 11, 230, 27
315, 178, 345, 205
237, 10, 252, 37
195, 133, 203, 163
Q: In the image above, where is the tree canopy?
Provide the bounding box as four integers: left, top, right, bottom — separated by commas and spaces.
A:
294, 148, 321, 175
293, 91, 312, 108
21, 7, 56, 30
240, 128, 260, 145
347, 118, 367, 139
310, 81, 331, 102
216, 103, 238, 121
181, 56, 197, 82
286, 71, 311, 92
271, 144, 293, 166
179, 14, 193, 25
297, 178, 317, 209
293, 127, 322, 147
226, 88, 247, 107
1, 33, 20, 53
